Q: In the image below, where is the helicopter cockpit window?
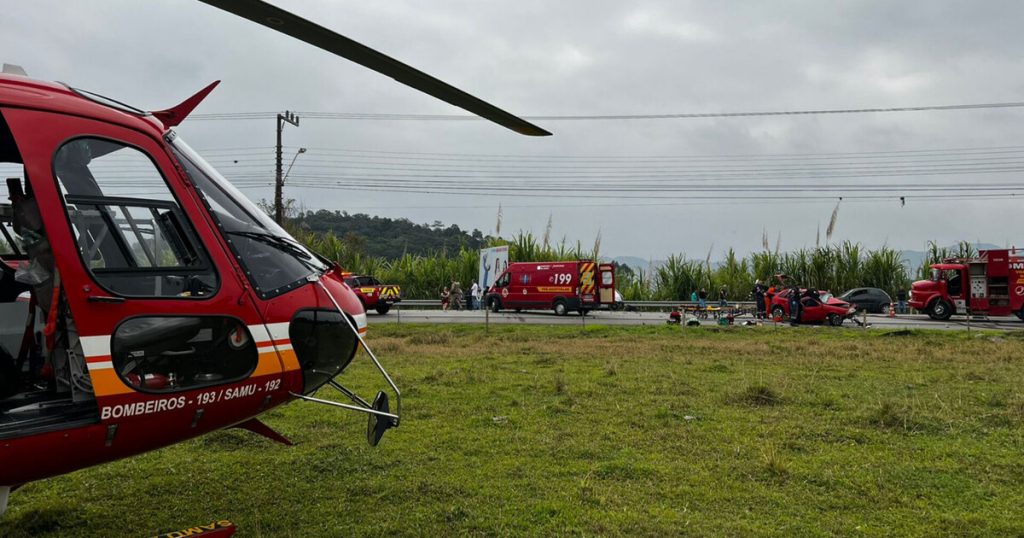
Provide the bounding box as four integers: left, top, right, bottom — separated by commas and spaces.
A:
53, 138, 218, 298
112, 316, 257, 394
168, 134, 328, 299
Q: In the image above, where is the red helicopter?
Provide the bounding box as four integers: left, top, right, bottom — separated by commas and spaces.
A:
0, 0, 549, 516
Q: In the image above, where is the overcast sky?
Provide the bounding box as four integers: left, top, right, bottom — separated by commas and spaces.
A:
7, 1, 1024, 261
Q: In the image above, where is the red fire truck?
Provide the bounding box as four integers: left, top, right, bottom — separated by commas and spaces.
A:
485, 260, 616, 315
909, 248, 1024, 320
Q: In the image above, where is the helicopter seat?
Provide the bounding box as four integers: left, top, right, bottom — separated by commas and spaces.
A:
7, 178, 54, 310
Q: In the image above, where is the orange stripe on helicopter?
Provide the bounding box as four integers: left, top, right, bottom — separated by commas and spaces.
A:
276, 348, 301, 372
89, 370, 133, 396
253, 352, 284, 376
87, 350, 289, 397
88, 350, 291, 397
79, 319, 358, 397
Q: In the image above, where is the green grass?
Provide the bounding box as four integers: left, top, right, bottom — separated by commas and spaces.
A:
3, 325, 1024, 536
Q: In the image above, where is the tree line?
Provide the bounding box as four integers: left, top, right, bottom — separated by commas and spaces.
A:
292, 209, 487, 259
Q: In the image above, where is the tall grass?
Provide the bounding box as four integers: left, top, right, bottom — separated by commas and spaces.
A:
915, 240, 977, 280
290, 225, 960, 301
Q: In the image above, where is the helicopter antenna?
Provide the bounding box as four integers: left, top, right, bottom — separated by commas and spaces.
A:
1, 64, 27, 76
152, 80, 221, 128
196, 0, 551, 137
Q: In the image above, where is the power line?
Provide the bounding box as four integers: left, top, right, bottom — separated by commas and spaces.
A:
276, 193, 1022, 211
160, 152, 1024, 172
285, 143, 1024, 160
95, 155, 1024, 175
264, 164, 1024, 182
209, 145, 1024, 173
265, 183, 1024, 201
77, 141, 1024, 206
188, 99, 1024, 122
281, 179, 1024, 193
190, 143, 1024, 164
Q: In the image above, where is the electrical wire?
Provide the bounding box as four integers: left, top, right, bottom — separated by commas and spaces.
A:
70, 142, 1024, 206
188, 99, 1024, 122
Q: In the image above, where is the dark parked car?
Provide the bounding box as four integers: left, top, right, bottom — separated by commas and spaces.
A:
839, 287, 892, 314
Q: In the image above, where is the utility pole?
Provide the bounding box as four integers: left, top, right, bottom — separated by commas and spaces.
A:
274, 110, 300, 224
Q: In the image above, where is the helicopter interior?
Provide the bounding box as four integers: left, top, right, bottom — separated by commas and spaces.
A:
0, 112, 99, 438
0, 111, 275, 438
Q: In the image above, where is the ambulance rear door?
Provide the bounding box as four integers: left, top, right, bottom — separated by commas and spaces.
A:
578, 261, 597, 306
598, 263, 615, 304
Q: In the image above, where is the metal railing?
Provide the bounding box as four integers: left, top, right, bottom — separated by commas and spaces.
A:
395, 299, 757, 311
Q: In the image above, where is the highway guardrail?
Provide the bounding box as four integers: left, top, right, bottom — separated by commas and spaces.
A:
395, 300, 758, 310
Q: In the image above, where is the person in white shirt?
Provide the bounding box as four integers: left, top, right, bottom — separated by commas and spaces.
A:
469, 281, 481, 310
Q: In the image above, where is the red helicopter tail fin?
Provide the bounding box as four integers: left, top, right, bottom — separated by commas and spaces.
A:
152, 80, 220, 128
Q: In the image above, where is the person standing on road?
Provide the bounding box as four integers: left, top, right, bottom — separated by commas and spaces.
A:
690, 289, 698, 303
718, 285, 728, 307
788, 284, 802, 326
470, 281, 480, 310
451, 281, 464, 311
440, 286, 450, 311
897, 289, 908, 314
753, 279, 766, 319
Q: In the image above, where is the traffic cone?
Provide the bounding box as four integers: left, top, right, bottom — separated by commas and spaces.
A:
888, 302, 896, 318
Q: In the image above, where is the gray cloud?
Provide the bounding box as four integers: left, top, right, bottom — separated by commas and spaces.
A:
6, 0, 1024, 260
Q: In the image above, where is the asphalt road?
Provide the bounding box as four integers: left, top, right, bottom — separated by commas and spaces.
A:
370, 308, 1024, 331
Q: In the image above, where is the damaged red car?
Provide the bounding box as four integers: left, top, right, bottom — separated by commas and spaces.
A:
770, 288, 857, 326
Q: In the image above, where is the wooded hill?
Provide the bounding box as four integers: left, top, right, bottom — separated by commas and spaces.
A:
292, 210, 487, 259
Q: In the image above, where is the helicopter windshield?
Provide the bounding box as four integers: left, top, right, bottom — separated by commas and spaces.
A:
167, 133, 328, 299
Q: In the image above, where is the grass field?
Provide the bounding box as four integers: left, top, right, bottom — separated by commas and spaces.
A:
3, 324, 1024, 537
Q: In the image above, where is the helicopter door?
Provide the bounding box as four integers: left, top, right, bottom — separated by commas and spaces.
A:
1, 108, 286, 439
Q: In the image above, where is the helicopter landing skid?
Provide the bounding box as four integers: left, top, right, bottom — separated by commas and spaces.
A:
288, 278, 400, 446
289, 383, 397, 446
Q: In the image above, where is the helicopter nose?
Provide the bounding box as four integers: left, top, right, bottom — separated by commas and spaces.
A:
289, 310, 360, 395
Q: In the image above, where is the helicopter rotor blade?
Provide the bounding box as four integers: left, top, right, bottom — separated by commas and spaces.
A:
197, 0, 552, 137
